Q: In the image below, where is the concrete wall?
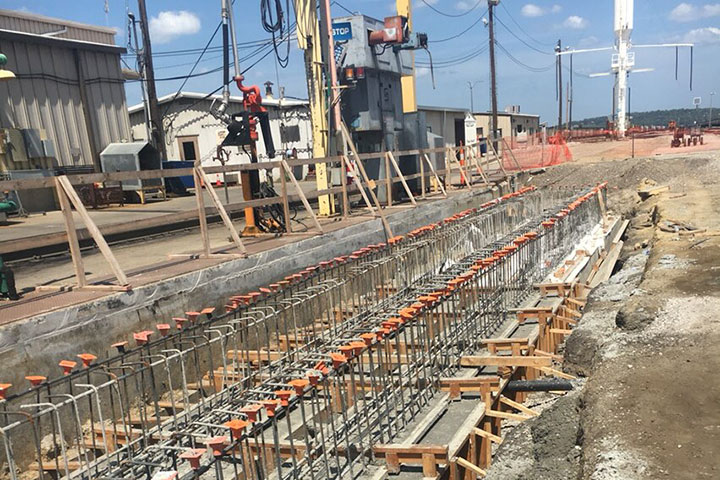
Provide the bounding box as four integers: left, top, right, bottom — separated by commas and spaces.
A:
0, 182, 520, 393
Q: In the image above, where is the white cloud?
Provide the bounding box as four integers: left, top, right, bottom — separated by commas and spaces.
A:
683, 26, 720, 43
563, 15, 588, 29
417, 0, 439, 7
551, 4, 562, 13
150, 10, 201, 44
455, 1, 472, 10
670, 2, 720, 22
521, 4, 545, 17
579, 35, 599, 47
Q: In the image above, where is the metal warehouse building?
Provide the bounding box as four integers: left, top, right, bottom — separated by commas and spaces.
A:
0, 8, 131, 172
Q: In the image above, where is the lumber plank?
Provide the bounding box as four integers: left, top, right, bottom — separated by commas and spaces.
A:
459, 355, 552, 367
472, 427, 502, 444
455, 456, 487, 477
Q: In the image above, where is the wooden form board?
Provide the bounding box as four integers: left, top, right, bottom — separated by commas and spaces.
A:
54, 176, 129, 290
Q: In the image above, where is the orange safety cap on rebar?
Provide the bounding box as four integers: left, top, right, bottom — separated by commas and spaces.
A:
77, 353, 97, 368
59, 360, 76, 375
360, 333, 376, 346
156, 324, 171, 337
0, 384, 11, 400
313, 361, 330, 375
180, 448, 205, 470
240, 404, 263, 423
26, 376, 46, 386
224, 419, 249, 439
330, 353, 347, 369
261, 399, 281, 417
350, 341, 366, 356
201, 307, 215, 315
338, 345, 354, 359
306, 370, 321, 386
173, 317, 188, 329
205, 436, 228, 457
185, 312, 201, 322
133, 331, 151, 346
274, 390, 294, 407
288, 378, 309, 396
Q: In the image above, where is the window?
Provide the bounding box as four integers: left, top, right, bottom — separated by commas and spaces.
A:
177, 135, 199, 161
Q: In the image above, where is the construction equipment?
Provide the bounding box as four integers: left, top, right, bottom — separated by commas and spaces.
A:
212, 0, 279, 235
0, 255, 19, 300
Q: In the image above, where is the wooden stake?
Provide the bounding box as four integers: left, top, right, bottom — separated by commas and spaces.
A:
455, 456, 487, 477
340, 122, 393, 238
195, 167, 247, 254
279, 165, 293, 233
56, 176, 129, 286
280, 159, 323, 233
423, 154, 448, 197
340, 155, 349, 218
193, 168, 211, 257
386, 152, 417, 205
55, 177, 86, 287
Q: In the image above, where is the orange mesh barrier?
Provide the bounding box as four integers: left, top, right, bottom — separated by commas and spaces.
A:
501, 133, 572, 171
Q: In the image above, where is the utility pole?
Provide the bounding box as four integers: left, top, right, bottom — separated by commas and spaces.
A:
710, 91, 715, 128
129, 12, 151, 143
137, 0, 167, 160
487, 0, 499, 147
555, 39, 562, 132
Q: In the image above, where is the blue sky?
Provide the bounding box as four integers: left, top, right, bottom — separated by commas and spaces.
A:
5, 1, 720, 122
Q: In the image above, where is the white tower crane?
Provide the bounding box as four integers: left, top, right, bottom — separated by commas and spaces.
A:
558, 0, 693, 137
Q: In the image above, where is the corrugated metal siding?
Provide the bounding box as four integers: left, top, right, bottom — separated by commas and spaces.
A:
0, 9, 116, 45
0, 37, 131, 167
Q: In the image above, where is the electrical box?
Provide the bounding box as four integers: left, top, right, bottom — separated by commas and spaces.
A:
100, 142, 162, 191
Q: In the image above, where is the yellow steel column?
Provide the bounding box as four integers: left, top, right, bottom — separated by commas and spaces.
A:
295, 0, 334, 215
397, 0, 417, 113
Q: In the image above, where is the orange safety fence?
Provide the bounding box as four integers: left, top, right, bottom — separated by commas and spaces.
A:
501, 133, 572, 171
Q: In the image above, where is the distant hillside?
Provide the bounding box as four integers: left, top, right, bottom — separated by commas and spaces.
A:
572, 107, 717, 129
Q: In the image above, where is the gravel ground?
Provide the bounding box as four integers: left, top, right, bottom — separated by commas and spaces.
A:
486, 146, 720, 479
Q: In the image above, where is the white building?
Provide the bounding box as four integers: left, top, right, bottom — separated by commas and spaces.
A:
128, 91, 312, 183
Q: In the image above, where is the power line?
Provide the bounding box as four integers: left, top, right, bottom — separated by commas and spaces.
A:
495, 40, 555, 73
420, 0, 483, 18
499, 1, 555, 48
429, 9, 488, 44
495, 15, 553, 56
416, 45, 488, 68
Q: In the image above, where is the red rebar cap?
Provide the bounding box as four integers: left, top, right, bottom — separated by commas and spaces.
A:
133, 331, 152, 346
0, 384, 11, 400
224, 419, 249, 439
339, 345, 354, 359
205, 436, 228, 457
262, 399, 281, 417
26, 376, 46, 386
330, 353, 347, 369
59, 360, 76, 375
240, 404, 263, 423
274, 390, 294, 407
306, 370, 321, 386
201, 307, 215, 315
77, 353, 97, 368
360, 332, 376, 346
288, 378, 309, 396
173, 317, 188, 329
185, 312, 201, 322
156, 324, 171, 337
179, 448, 205, 470
350, 341, 366, 356
313, 361, 330, 375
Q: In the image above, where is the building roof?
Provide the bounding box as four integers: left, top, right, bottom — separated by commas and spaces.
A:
128, 91, 309, 115
474, 111, 540, 118
418, 105, 470, 114
0, 8, 118, 47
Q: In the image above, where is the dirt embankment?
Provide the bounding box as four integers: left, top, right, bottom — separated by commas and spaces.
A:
487, 150, 720, 480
